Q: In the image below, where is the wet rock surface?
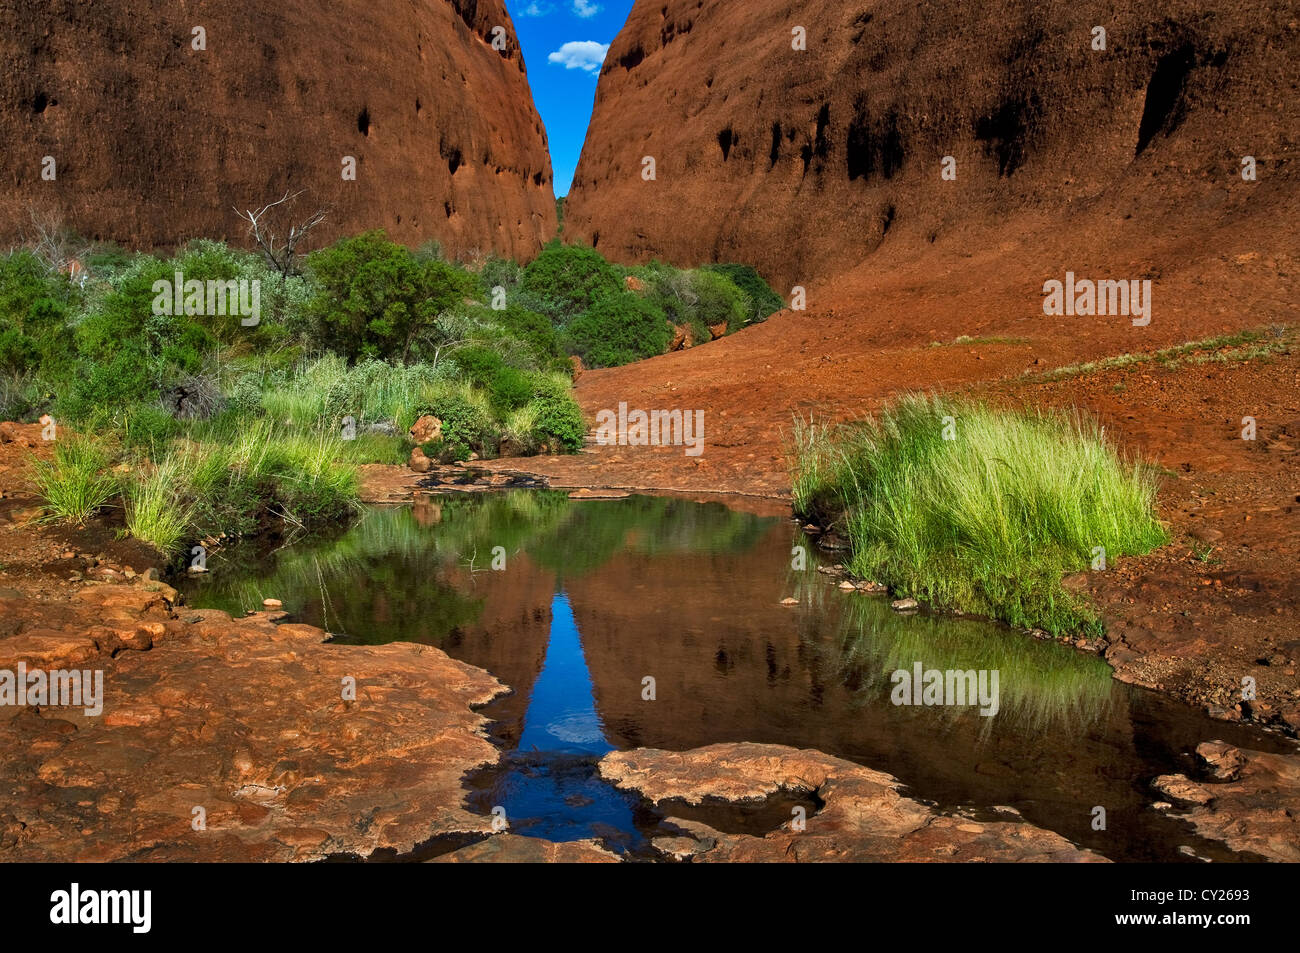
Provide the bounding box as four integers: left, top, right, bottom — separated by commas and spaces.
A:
599, 743, 1107, 862
1165, 742, 1300, 862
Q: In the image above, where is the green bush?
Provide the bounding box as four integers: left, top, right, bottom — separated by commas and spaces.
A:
519, 241, 622, 325
488, 304, 567, 371
531, 389, 586, 451
121, 404, 182, 453
479, 256, 523, 294
0, 250, 75, 375
417, 385, 497, 461
305, 231, 477, 364
564, 295, 670, 368
62, 257, 219, 421
703, 263, 785, 320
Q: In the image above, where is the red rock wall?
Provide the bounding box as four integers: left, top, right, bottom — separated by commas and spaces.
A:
565, 0, 1299, 289
0, 0, 556, 260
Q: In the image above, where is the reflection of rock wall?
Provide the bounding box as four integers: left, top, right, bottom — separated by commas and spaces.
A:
562, 525, 1169, 857
0, 0, 556, 259
566, 0, 1300, 288
439, 558, 557, 744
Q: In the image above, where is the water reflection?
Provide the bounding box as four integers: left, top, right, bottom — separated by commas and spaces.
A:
475, 592, 640, 847
180, 492, 1292, 861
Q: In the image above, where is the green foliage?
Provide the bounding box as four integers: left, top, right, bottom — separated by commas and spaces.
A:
702, 263, 785, 320
0, 250, 75, 375
564, 294, 670, 368
519, 241, 622, 324
305, 231, 477, 364
530, 389, 586, 451
417, 383, 498, 462
478, 256, 523, 295
125, 453, 195, 555
789, 396, 1169, 635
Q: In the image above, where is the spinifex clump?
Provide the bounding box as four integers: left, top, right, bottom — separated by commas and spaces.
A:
789, 395, 1168, 635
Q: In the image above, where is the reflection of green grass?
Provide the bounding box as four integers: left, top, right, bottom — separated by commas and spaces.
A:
184, 505, 486, 644
834, 592, 1115, 732
789, 395, 1167, 635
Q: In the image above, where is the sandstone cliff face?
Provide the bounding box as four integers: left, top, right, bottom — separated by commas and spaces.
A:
565, 0, 1299, 288
0, 0, 556, 260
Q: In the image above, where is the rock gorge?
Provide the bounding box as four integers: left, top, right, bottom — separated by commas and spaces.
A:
0, 0, 556, 260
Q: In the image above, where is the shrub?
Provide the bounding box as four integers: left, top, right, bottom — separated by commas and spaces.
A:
687, 268, 750, 335
531, 389, 586, 451
479, 256, 523, 294
564, 295, 670, 368
519, 242, 622, 325
305, 231, 477, 364
417, 384, 497, 461
703, 263, 785, 320
121, 404, 182, 453
0, 250, 75, 375
63, 257, 218, 421
486, 304, 567, 370
788, 396, 1168, 634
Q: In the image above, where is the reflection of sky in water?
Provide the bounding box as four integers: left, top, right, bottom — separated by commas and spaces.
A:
518, 594, 615, 755
491, 592, 640, 846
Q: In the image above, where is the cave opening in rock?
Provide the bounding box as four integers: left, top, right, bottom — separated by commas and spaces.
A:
1136, 44, 1197, 156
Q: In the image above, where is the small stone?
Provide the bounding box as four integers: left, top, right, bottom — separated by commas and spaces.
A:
408, 447, 432, 473
263, 598, 283, 609
1152, 774, 1213, 805
838, 581, 856, 590
891, 598, 919, 612
1196, 741, 1244, 780
780, 597, 799, 606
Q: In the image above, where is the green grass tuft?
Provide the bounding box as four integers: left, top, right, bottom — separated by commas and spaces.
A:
32, 437, 119, 524
789, 395, 1168, 634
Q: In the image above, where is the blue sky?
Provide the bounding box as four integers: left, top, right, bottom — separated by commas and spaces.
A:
507, 0, 636, 196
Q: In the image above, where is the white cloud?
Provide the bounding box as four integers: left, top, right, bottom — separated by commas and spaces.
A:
547, 40, 609, 73
571, 0, 601, 18
517, 2, 553, 16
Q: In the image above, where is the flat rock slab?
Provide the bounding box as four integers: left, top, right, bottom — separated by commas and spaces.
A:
431, 834, 621, 863
1171, 742, 1300, 862
600, 743, 1106, 863
0, 586, 507, 862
